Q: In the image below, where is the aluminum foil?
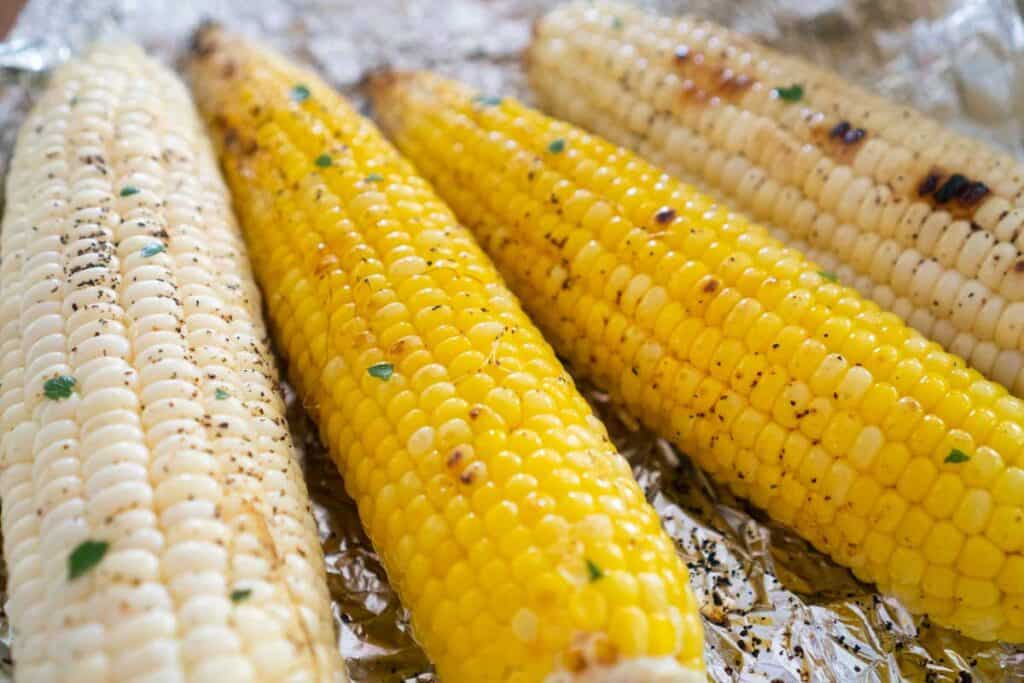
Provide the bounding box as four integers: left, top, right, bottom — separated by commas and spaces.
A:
3, 0, 1024, 681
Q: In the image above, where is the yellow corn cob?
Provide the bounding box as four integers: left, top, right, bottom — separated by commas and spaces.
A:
370, 69, 1024, 643
526, 1, 1024, 397
187, 26, 704, 683
0, 44, 345, 683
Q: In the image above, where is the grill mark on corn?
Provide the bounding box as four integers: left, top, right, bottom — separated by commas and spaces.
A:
669, 46, 755, 105
526, 2, 1024, 397
371, 67, 1024, 644
194, 28, 706, 681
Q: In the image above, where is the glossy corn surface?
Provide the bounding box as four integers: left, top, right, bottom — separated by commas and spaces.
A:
527, 1, 1024, 397
0, 44, 344, 683
188, 27, 704, 683
371, 70, 1024, 643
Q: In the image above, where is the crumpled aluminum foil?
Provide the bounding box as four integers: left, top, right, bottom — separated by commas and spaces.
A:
3, 1, 1024, 681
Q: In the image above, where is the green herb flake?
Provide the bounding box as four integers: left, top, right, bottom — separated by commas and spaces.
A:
473, 95, 503, 107
818, 270, 838, 282
291, 84, 311, 103
43, 375, 76, 400
120, 186, 140, 197
773, 84, 804, 102
68, 540, 108, 580
585, 559, 604, 582
365, 173, 384, 183
315, 153, 332, 168
215, 388, 230, 400
945, 449, 970, 464
547, 138, 566, 154
611, 16, 624, 30
368, 362, 394, 381
230, 588, 253, 603
141, 243, 166, 258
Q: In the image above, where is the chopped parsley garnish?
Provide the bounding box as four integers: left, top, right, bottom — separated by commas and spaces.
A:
773, 84, 804, 102
365, 173, 384, 183
215, 388, 230, 400
44, 375, 76, 400
945, 449, 970, 464
120, 186, 140, 197
611, 16, 624, 30
818, 271, 838, 282
547, 138, 566, 154
315, 154, 332, 168
473, 95, 503, 106
68, 540, 108, 580
291, 84, 311, 103
368, 362, 394, 380
586, 559, 604, 582
141, 243, 166, 257
230, 588, 253, 602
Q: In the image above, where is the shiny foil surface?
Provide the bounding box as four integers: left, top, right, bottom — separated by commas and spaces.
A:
3, 0, 1024, 680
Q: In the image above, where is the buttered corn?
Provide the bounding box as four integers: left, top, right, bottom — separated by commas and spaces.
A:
370, 70, 1024, 643
0, 45, 344, 682
527, 1, 1024, 397
188, 26, 704, 683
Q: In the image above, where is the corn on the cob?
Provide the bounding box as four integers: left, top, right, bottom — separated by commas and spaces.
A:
370, 69, 1024, 643
187, 26, 704, 683
0, 45, 345, 683
526, 1, 1024, 398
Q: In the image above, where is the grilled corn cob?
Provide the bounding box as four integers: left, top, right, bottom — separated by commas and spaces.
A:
187, 26, 705, 683
0, 45, 345, 683
526, 1, 1024, 397
370, 69, 1024, 643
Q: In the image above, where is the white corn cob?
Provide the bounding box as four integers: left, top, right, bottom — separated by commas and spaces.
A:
0, 44, 346, 683
528, 0, 1024, 396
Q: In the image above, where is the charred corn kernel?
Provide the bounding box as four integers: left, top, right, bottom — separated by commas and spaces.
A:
371, 70, 1024, 642
188, 27, 704, 683
0, 44, 344, 682
527, 1, 1024, 397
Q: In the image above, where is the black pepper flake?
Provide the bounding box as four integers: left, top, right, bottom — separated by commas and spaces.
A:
655, 207, 676, 224
829, 121, 851, 139
842, 127, 866, 144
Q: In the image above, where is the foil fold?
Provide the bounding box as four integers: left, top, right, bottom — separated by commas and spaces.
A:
3, 0, 1024, 680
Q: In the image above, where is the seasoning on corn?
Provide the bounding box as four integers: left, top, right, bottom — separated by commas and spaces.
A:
0, 44, 345, 682
187, 25, 705, 683
526, 0, 1024, 397
369, 69, 1024, 643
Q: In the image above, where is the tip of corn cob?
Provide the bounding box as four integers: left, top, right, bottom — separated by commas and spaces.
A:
365, 69, 421, 128
189, 20, 226, 57
545, 657, 705, 683
368, 69, 469, 141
